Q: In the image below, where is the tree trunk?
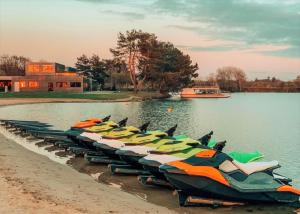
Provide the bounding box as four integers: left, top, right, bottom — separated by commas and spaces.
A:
131, 51, 138, 93
127, 52, 137, 93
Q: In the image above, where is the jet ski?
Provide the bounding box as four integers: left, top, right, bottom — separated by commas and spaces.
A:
65, 115, 113, 139
72, 118, 128, 149
71, 117, 108, 129
159, 148, 299, 207
138, 140, 264, 184
115, 130, 207, 168
87, 122, 156, 159
85, 123, 199, 162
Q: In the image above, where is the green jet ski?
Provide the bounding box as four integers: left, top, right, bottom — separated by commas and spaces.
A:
159, 148, 299, 207
138, 140, 264, 183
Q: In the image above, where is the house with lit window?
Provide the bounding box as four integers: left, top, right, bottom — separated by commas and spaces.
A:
0, 62, 86, 92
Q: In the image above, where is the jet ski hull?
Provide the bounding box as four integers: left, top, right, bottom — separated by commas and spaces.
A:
93, 143, 120, 159
161, 171, 300, 206
139, 158, 166, 179
116, 150, 146, 168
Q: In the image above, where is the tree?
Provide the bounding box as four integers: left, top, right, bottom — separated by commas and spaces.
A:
216, 66, 246, 92
75, 54, 90, 72
110, 29, 157, 93
88, 54, 108, 87
139, 42, 198, 93
0, 55, 29, 76
207, 73, 216, 85
232, 68, 247, 91
104, 59, 131, 90
75, 54, 109, 89
294, 75, 300, 88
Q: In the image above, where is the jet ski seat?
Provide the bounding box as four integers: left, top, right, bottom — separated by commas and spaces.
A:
220, 160, 280, 175
80, 132, 103, 142
223, 172, 282, 192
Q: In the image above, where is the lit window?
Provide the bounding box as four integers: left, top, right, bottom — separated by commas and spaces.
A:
27, 64, 34, 72
20, 81, 26, 88
27, 64, 40, 72
33, 65, 40, 72
56, 82, 68, 87
28, 81, 39, 88
70, 82, 81, 87
42, 64, 53, 72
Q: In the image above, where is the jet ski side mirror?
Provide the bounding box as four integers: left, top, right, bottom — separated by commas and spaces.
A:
118, 117, 128, 127
213, 140, 226, 152
198, 131, 214, 146
139, 121, 151, 132
102, 115, 111, 122
166, 124, 178, 137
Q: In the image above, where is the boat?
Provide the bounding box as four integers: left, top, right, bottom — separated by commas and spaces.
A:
180, 86, 230, 98
71, 117, 108, 129
72, 119, 127, 149
115, 131, 213, 169
138, 140, 263, 181
87, 123, 176, 159
115, 134, 198, 168
66, 115, 113, 137
159, 149, 300, 207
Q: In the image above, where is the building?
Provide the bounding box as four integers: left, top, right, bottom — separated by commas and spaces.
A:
0, 62, 86, 92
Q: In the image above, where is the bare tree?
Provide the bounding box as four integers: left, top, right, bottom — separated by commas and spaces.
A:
216, 66, 247, 92
232, 68, 247, 91
207, 73, 216, 85
0, 55, 29, 76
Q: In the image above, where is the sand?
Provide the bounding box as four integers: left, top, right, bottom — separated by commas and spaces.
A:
0, 133, 175, 214
0, 98, 104, 107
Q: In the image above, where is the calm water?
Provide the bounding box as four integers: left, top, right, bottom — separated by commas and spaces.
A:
1, 93, 300, 188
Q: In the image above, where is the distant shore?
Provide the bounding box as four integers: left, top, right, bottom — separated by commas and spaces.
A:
0, 91, 170, 106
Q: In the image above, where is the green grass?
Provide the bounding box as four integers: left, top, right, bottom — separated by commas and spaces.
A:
0, 92, 130, 100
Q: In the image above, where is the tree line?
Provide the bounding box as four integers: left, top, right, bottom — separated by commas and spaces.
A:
196, 66, 300, 92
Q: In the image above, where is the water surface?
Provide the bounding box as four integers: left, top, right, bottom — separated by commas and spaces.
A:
1, 93, 299, 188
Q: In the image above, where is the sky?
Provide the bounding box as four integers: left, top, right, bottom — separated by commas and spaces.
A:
0, 0, 299, 80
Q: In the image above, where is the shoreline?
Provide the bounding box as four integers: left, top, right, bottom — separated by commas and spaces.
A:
0, 132, 175, 214
0, 97, 141, 107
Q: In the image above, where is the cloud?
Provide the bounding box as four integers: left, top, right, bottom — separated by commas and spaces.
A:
100, 10, 145, 20
177, 42, 300, 58
153, 0, 300, 58
76, 0, 300, 58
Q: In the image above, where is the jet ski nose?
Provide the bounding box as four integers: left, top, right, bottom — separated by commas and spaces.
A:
138, 157, 147, 165
158, 164, 173, 172
115, 150, 128, 155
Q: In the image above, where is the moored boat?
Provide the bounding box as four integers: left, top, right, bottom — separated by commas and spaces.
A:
180, 86, 230, 98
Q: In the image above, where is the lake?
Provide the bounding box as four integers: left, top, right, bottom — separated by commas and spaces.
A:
0, 93, 300, 188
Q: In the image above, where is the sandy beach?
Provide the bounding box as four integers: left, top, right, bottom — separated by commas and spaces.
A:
0, 97, 137, 107
0, 98, 98, 107
0, 132, 176, 214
